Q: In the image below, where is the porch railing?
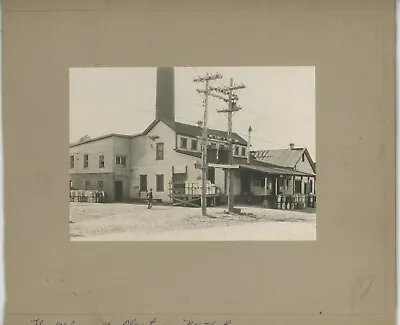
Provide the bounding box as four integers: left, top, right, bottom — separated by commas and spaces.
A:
263, 194, 316, 210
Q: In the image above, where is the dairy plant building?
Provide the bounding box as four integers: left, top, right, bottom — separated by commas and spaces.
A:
69, 67, 316, 206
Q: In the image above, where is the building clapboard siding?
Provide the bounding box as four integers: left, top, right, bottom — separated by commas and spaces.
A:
69, 134, 135, 202
69, 118, 316, 203
70, 67, 316, 203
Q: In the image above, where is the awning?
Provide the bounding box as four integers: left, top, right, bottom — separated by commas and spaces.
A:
208, 163, 240, 169
237, 164, 315, 177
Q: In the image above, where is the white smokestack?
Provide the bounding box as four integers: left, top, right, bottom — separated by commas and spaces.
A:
247, 126, 252, 164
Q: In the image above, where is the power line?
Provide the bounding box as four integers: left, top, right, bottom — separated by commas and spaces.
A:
180, 118, 286, 149
193, 72, 223, 216
246, 108, 267, 120
235, 131, 288, 148
209, 77, 246, 213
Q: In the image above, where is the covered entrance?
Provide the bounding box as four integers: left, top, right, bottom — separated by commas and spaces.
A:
235, 164, 316, 208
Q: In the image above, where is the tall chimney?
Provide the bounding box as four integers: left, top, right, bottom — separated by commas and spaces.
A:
155, 67, 175, 124
247, 126, 253, 164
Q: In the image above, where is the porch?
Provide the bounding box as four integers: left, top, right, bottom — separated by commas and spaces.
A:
231, 164, 317, 210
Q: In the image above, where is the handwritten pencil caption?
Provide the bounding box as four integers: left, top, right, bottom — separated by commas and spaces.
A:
31, 318, 232, 325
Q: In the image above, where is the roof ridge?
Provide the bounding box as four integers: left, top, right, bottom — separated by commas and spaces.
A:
69, 132, 137, 147
171, 120, 247, 145
174, 120, 243, 136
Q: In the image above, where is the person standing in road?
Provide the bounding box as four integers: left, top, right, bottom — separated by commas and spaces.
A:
147, 188, 153, 209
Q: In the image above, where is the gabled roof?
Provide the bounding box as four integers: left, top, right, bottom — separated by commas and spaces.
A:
232, 154, 314, 176
142, 119, 171, 135
252, 148, 304, 167
174, 121, 247, 146
69, 133, 141, 148
71, 119, 247, 149
143, 119, 247, 146
251, 148, 316, 173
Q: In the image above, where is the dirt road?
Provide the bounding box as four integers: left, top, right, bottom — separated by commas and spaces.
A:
70, 202, 316, 241
76, 222, 316, 241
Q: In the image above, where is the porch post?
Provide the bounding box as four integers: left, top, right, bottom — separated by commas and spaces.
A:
292, 176, 295, 194
264, 175, 267, 193
171, 166, 175, 201
301, 176, 303, 194
275, 177, 278, 195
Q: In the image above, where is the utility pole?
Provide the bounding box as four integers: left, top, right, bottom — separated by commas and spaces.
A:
209, 78, 245, 213
194, 72, 223, 216
227, 78, 235, 213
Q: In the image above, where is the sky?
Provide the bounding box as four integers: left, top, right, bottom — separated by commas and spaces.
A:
69, 66, 316, 160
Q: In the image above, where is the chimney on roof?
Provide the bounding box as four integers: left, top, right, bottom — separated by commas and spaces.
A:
155, 67, 175, 124
289, 143, 295, 150
197, 120, 203, 127
247, 126, 253, 164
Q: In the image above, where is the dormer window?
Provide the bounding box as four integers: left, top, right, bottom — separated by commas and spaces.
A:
180, 137, 188, 149
191, 139, 198, 151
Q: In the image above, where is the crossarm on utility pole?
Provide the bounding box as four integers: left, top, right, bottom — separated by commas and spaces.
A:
193, 72, 223, 216
213, 78, 246, 214
227, 78, 234, 213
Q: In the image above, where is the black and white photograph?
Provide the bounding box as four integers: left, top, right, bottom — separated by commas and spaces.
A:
69, 66, 316, 241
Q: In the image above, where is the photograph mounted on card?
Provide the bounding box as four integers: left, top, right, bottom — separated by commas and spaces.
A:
69, 66, 316, 241
2, 0, 395, 324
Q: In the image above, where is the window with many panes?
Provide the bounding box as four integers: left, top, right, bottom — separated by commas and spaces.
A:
116, 156, 127, 166
253, 173, 264, 187
180, 137, 188, 149
85, 180, 91, 190
234, 146, 239, 156
241, 147, 246, 156
156, 174, 164, 192
98, 180, 104, 190
99, 154, 105, 168
140, 175, 147, 191
156, 143, 164, 160
83, 154, 89, 168
191, 139, 198, 151
69, 156, 74, 169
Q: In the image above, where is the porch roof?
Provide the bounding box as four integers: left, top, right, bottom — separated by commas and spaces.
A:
237, 164, 315, 177
174, 148, 315, 177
